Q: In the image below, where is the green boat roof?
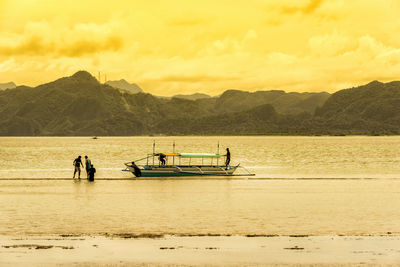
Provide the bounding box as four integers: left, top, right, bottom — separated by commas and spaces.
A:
155, 153, 221, 158
179, 153, 220, 158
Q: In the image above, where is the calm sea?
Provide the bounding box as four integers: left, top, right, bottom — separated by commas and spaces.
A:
0, 136, 399, 236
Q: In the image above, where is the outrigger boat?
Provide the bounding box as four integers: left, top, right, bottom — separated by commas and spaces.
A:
124, 153, 239, 177
123, 143, 254, 177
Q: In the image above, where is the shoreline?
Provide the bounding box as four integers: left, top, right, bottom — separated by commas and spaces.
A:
0, 135, 400, 138
2, 177, 400, 180
1, 235, 400, 266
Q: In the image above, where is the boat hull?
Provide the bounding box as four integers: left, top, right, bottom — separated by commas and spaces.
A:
125, 165, 238, 177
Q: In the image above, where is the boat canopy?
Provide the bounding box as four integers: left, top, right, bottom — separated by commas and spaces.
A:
156, 153, 220, 158
162, 153, 180, 157
179, 153, 220, 159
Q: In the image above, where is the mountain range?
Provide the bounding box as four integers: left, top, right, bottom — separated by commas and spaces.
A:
0, 82, 16, 90
105, 79, 143, 94
172, 93, 211, 100
0, 71, 399, 136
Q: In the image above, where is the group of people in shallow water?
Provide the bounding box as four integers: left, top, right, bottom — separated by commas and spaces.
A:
73, 155, 96, 181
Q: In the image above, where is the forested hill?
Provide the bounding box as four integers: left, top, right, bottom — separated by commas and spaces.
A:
0, 71, 399, 135
313, 80, 400, 134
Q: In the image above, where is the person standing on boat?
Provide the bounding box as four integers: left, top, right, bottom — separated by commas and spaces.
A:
159, 153, 166, 166
84, 155, 91, 179
225, 148, 231, 168
88, 164, 96, 182
73, 156, 84, 179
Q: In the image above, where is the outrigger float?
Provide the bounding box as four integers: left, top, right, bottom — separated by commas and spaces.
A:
123, 142, 254, 177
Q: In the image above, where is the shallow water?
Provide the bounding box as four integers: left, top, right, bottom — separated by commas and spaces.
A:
0, 136, 400, 236
1, 179, 400, 236
1, 136, 400, 179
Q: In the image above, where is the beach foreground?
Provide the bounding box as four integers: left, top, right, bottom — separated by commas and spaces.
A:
1, 235, 400, 266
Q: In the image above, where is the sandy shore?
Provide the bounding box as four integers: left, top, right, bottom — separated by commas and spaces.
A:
1, 235, 400, 266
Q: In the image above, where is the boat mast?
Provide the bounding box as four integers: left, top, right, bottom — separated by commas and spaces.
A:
173, 141, 175, 165
153, 140, 155, 166
217, 141, 219, 166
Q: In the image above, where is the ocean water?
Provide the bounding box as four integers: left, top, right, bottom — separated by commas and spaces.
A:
0, 136, 400, 236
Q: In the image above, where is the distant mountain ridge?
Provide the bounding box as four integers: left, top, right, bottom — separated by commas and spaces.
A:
106, 79, 142, 94
213, 89, 330, 115
0, 82, 16, 90
0, 71, 398, 135
173, 93, 211, 100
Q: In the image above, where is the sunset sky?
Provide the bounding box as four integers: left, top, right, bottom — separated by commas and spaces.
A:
1, 0, 400, 95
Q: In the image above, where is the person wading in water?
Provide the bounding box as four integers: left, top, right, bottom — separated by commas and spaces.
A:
73, 156, 84, 179
88, 164, 96, 182
131, 161, 142, 177
84, 155, 91, 179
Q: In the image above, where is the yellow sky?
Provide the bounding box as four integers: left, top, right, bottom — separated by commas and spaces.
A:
1, 0, 400, 95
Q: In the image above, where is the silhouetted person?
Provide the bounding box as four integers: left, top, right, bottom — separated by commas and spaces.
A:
85, 155, 91, 178
159, 153, 166, 166
88, 164, 96, 182
73, 156, 84, 179
131, 161, 142, 177
225, 148, 231, 168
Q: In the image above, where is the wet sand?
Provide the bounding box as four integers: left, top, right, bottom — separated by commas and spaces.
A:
1, 235, 400, 266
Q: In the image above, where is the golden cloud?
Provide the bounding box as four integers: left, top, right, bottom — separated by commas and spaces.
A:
152, 74, 241, 83
0, 21, 124, 57
281, 0, 324, 14
166, 18, 210, 27
1, 0, 400, 96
